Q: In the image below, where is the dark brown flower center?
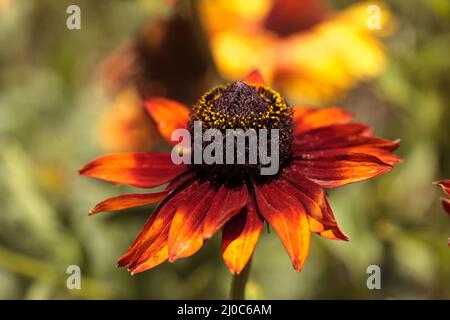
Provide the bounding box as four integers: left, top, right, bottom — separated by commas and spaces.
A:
264, 0, 326, 37
188, 81, 294, 187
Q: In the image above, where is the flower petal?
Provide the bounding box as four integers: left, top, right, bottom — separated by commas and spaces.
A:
241, 69, 266, 86
308, 216, 349, 241
435, 180, 450, 197
254, 181, 311, 271
279, 176, 333, 223
294, 123, 371, 142
79, 152, 187, 188
144, 97, 190, 144
203, 184, 248, 239
118, 211, 170, 273
294, 107, 354, 134
222, 200, 263, 274
168, 182, 216, 262
277, 176, 348, 241
295, 146, 401, 166
442, 199, 450, 216
129, 233, 169, 275
291, 154, 393, 189
294, 135, 399, 152
89, 192, 168, 215
165, 171, 195, 192
117, 182, 194, 272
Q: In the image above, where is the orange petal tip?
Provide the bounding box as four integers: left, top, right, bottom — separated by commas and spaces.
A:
242, 69, 266, 86
292, 260, 305, 272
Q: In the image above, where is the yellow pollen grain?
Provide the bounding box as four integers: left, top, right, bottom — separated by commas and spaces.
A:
192, 84, 291, 131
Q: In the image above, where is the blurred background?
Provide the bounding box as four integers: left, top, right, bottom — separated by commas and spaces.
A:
0, 0, 449, 299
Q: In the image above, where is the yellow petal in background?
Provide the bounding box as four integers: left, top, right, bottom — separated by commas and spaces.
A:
201, 0, 394, 105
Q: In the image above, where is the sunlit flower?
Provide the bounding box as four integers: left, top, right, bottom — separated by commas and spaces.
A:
199, 0, 394, 104
80, 71, 400, 275
435, 180, 450, 246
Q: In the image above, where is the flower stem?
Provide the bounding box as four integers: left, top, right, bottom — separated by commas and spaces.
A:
230, 257, 252, 300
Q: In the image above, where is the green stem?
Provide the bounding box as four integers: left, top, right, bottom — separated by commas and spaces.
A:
230, 257, 252, 300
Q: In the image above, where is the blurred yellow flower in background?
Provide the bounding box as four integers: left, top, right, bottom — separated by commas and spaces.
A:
199, 0, 395, 104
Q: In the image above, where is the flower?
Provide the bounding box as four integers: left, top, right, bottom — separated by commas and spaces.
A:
80, 71, 400, 275
435, 180, 450, 246
199, 0, 394, 104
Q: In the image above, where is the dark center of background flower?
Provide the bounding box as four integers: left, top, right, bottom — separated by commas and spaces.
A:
264, 0, 326, 37
189, 81, 293, 188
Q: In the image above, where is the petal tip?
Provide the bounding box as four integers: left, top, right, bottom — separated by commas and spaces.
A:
292, 260, 305, 272
230, 269, 240, 275
129, 270, 139, 276
203, 232, 214, 240
242, 69, 265, 86
78, 164, 90, 176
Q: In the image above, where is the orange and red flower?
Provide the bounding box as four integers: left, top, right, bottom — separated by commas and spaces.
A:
80, 71, 400, 275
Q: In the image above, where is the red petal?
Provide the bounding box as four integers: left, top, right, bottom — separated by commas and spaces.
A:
294, 107, 354, 134
254, 181, 311, 271
222, 200, 263, 274
117, 182, 194, 271
293, 132, 399, 152
443, 199, 450, 216
435, 180, 450, 197
168, 182, 216, 262
279, 176, 333, 224
295, 145, 401, 166
79, 152, 187, 188
308, 216, 349, 241
241, 70, 266, 86
89, 192, 168, 215
203, 184, 248, 239
165, 171, 195, 192
278, 176, 348, 241
294, 123, 371, 144
144, 97, 190, 145
129, 233, 169, 275
291, 154, 393, 189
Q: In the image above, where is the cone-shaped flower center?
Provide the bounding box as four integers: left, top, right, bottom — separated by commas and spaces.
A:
189, 81, 293, 187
